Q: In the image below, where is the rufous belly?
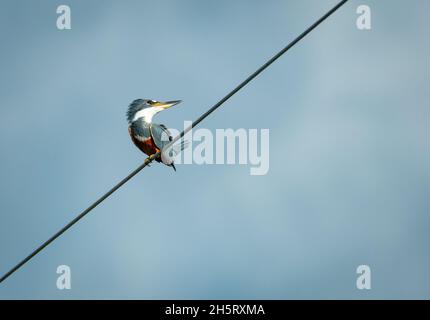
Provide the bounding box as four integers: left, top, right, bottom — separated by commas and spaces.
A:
129, 127, 161, 161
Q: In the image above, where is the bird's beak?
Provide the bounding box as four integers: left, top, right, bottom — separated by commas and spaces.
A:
153, 100, 182, 109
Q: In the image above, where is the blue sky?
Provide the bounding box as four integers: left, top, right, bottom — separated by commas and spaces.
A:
0, 0, 429, 299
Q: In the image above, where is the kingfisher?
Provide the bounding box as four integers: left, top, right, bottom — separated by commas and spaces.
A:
127, 98, 188, 171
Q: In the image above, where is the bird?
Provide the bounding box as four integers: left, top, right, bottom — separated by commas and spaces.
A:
127, 98, 188, 171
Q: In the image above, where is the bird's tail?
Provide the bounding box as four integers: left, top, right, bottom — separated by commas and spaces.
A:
161, 139, 190, 169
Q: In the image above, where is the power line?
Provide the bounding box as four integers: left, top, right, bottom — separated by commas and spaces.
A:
0, 0, 349, 284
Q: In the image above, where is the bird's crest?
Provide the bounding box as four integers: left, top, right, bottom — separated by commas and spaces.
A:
126, 99, 146, 124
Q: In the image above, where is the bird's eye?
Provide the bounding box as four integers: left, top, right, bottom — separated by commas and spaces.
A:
147, 100, 153, 104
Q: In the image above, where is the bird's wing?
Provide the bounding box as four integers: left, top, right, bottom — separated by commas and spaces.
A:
150, 123, 189, 161
150, 123, 173, 151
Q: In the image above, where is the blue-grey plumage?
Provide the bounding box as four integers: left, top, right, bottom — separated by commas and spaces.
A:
127, 98, 187, 171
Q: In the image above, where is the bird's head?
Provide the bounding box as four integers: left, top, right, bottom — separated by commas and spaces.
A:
126, 99, 182, 124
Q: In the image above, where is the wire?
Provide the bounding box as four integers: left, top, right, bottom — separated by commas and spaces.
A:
0, 0, 349, 284
168, 0, 349, 148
